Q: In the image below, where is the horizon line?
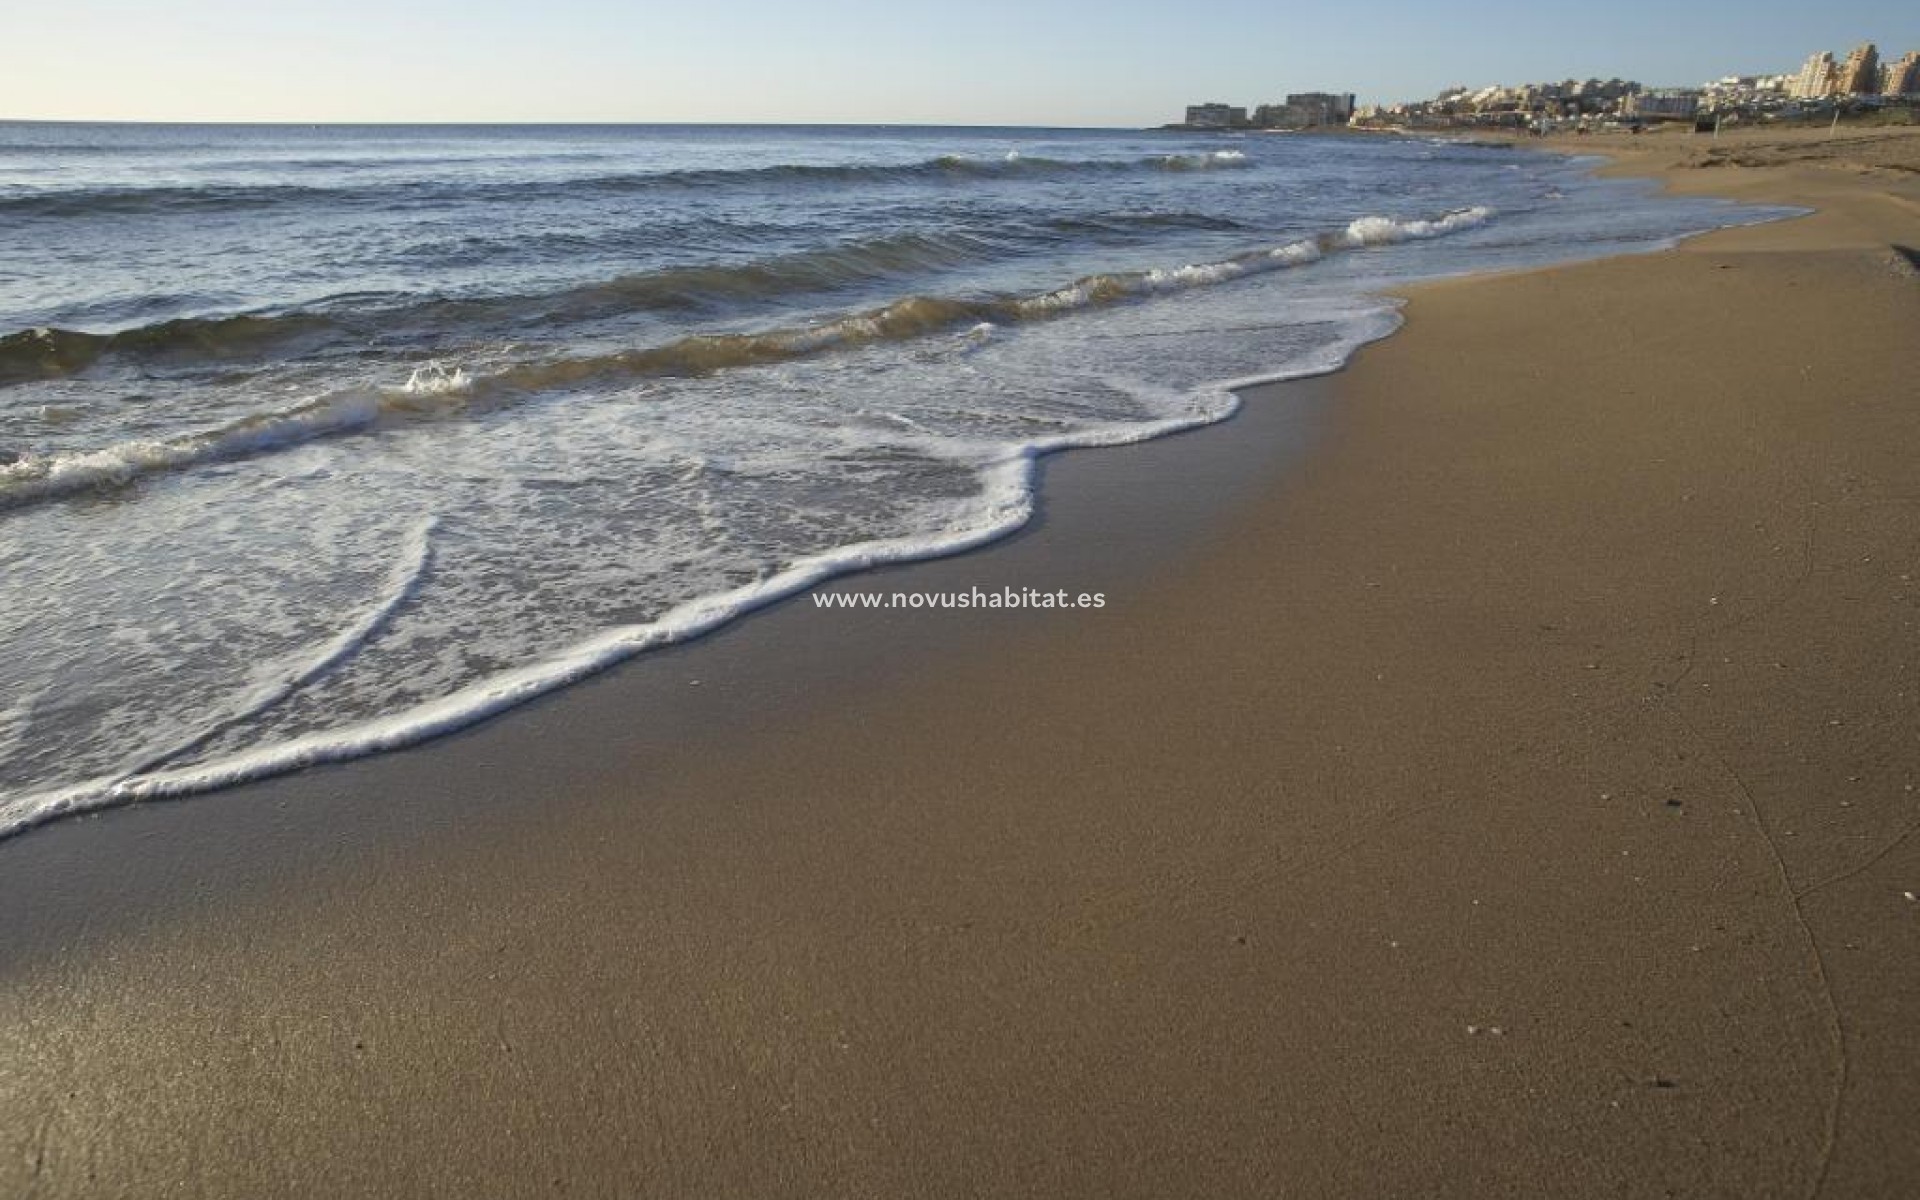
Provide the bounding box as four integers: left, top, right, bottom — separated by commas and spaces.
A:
0, 117, 1175, 130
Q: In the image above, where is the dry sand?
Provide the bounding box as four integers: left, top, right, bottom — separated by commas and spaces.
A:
2, 127, 1917, 1198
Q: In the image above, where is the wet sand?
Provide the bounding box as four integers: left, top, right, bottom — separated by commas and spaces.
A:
3, 127, 1918, 1197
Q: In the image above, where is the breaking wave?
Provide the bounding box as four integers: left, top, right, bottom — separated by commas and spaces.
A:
1341, 206, 1494, 244
0, 207, 1495, 510
3, 218, 1233, 385
0, 207, 1490, 388
0, 231, 1009, 383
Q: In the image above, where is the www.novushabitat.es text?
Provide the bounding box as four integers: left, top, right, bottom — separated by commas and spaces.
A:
813, 587, 1106, 610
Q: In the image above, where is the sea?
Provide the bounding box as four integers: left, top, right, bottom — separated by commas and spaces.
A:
0, 123, 1795, 837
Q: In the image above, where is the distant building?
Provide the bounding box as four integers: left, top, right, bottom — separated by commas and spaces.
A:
1183, 102, 1246, 129
1837, 43, 1881, 94
1252, 103, 1307, 129
1882, 50, 1920, 97
1283, 92, 1357, 124
1698, 74, 1789, 112
1624, 90, 1700, 120
1792, 51, 1838, 99
1560, 78, 1638, 113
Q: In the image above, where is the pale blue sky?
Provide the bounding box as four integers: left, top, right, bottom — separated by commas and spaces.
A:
4, 1, 1916, 125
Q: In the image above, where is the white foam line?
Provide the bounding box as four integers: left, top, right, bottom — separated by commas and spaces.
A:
111, 515, 441, 785
0, 517, 440, 835
0, 386, 391, 509
0, 313, 1414, 842
1341, 205, 1494, 247
1013, 206, 1496, 319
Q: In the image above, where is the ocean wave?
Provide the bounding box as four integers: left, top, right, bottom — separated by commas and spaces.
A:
1157, 149, 1249, 170
0, 206, 1495, 510
0, 230, 1008, 385
1340, 205, 1493, 245
0, 150, 1255, 220
0, 181, 338, 218
556, 229, 1005, 313
1042, 210, 1251, 237
0, 387, 397, 508
0, 314, 344, 386
1, 208, 1488, 392
0, 219, 1216, 386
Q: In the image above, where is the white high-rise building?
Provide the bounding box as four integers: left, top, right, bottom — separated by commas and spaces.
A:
1836, 43, 1880, 94
1883, 51, 1920, 97
1791, 51, 1838, 99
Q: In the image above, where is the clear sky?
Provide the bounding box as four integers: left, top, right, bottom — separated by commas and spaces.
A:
4, 1, 1916, 125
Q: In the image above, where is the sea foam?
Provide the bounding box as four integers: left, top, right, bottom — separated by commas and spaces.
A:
0, 307, 1404, 842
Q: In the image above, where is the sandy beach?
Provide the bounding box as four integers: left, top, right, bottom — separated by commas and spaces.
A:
3, 124, 1917, 1198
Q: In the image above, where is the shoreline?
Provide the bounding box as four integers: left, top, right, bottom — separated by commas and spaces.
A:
0, 327, 1387, 844
0, 150, 1776, 842
0, 370, 1344, 974
3, 126, 1917, 1197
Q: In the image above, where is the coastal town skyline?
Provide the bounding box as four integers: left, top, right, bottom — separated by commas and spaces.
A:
2, 2, 1915, 126
1179, 39, 1920, 131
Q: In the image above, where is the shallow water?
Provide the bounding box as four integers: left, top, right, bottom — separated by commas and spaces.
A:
0, 124, 1794, 835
